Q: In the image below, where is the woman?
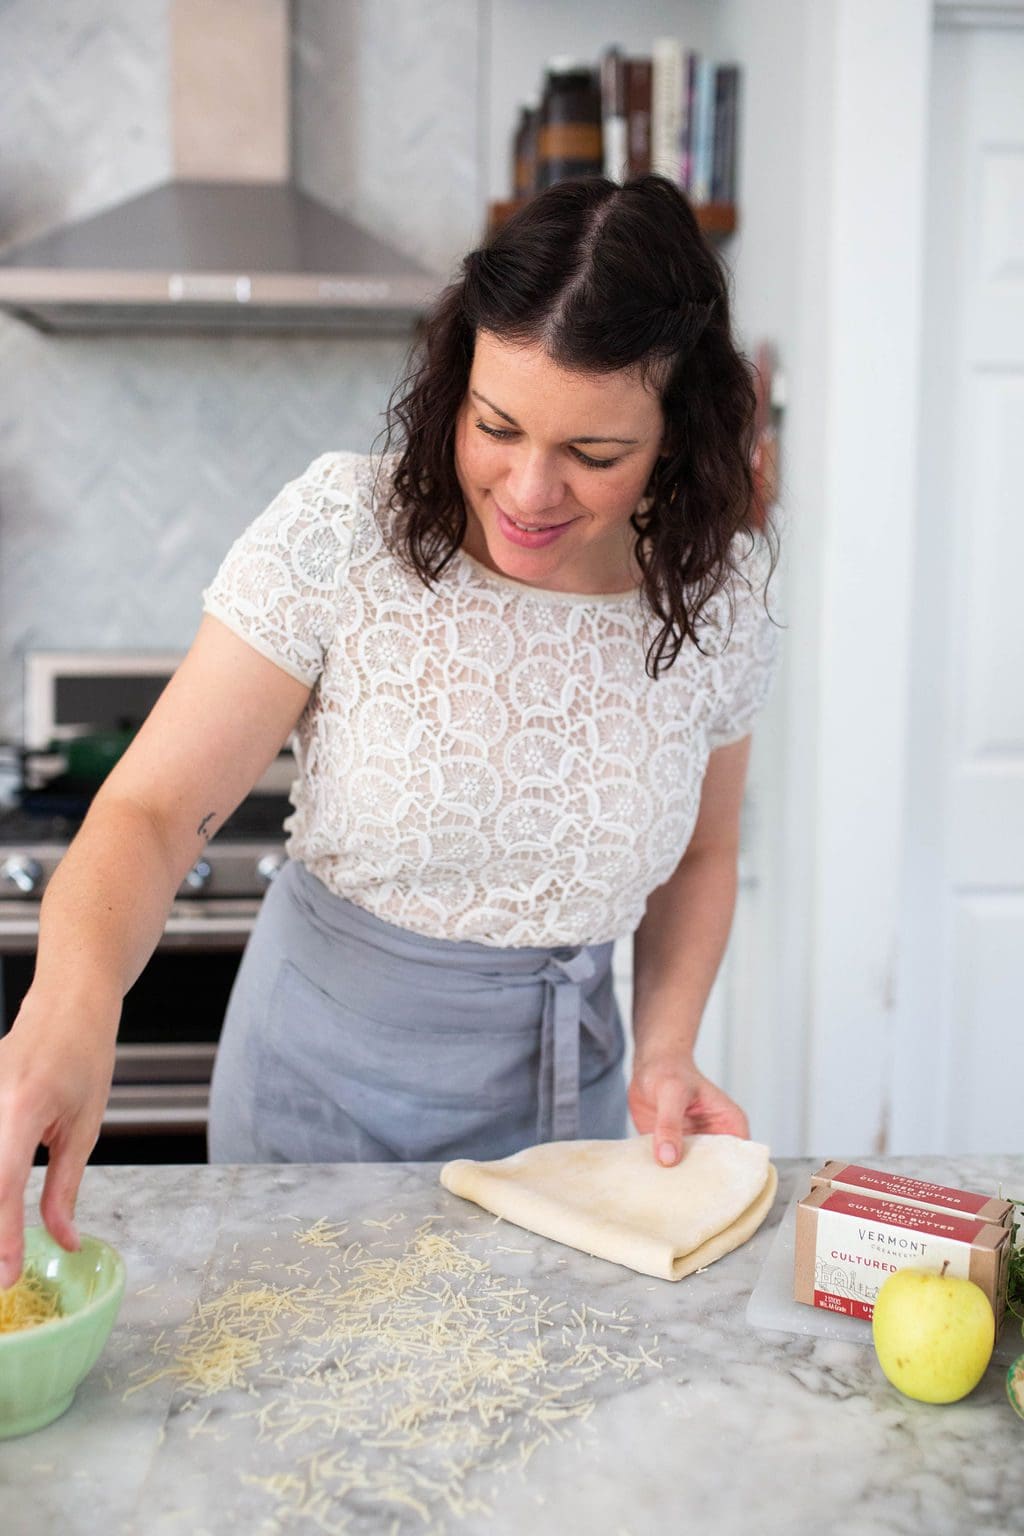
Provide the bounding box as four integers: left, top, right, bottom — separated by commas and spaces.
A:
0, 175, 777, 1287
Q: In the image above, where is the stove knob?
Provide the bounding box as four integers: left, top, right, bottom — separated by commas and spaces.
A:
1, 856, 43, 895
183, 858, 212, 892
256, 853, 286, 887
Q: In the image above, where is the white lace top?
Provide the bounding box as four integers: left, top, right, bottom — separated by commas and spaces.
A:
203, 451, 777, 947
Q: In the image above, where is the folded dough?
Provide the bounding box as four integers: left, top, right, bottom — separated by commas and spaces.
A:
440, 1133, 778, 1282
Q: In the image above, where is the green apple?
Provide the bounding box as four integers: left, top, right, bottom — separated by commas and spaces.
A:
872, 1267, 995, 1404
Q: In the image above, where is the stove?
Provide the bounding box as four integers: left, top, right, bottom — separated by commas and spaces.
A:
0, 791, 291, 915
0, 650, 293, 1159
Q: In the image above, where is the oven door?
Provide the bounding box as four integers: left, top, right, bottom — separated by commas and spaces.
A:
0, 899, 258, 1162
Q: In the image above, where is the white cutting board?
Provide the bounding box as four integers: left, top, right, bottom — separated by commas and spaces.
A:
745, 1193, 1021, 1364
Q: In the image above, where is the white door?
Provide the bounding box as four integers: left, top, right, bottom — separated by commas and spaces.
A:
894, 18, 1024, 1152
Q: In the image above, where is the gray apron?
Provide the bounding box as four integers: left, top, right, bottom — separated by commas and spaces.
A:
207, 859, 628, 1163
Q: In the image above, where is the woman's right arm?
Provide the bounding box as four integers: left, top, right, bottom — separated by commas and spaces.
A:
0, 614, 314, 1286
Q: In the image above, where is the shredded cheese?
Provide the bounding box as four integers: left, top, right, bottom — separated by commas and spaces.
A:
295, 1219, 350, 1251
0, 1268, 62, 1332
362, 1212, 405, 1233
131, 1215, 662, 1533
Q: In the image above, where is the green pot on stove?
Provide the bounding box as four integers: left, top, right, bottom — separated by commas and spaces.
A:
52, 729, 135, 786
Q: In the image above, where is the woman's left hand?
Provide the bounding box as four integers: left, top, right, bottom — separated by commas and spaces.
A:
627, 1057, 750, 1166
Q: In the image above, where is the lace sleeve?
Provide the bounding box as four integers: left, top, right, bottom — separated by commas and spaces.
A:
705, 534, 780, 750
202, 452, 361, 685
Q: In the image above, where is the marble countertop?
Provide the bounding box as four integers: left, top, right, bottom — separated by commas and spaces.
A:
6, 1155, 1024, 1536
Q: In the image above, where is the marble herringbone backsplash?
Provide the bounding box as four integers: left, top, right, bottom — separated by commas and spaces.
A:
0, 0, 481, 740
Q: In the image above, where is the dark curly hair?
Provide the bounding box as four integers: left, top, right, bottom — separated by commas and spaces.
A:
379, 174, 776, 677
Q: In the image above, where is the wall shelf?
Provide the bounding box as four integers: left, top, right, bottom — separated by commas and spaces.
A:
486, 196, 737, 241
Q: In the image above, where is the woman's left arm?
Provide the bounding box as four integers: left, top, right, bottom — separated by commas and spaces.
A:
629, 734, 753, 1165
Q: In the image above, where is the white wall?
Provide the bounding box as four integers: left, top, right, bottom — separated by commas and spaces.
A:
709, 0, 817, 1151
801, 1, 932, 1156
712, 0, 935, 1156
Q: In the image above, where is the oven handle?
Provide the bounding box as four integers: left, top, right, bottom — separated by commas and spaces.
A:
0, 906, 258, 949
114, 1042, 218, 1084
103, 1082, 209, 1132
163, 912, 258, 938
143, 907, 259, 952
0, 916, 44, 945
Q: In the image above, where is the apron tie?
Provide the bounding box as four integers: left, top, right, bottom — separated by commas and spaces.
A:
537, 946, 606, 1142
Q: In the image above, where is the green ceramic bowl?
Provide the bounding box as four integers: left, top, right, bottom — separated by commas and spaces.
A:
0, 1227, 125, 1439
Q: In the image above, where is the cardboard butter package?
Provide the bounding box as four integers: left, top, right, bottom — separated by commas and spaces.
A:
794, 1185, 1010, 1326
809, 1161, 1013, 1227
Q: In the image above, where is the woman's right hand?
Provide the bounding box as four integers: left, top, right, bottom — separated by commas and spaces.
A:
0, 985, 119, 1288
0, 618, 313, 1292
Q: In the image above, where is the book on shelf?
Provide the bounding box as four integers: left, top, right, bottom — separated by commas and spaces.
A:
712, 64, 740, 204
600, 47, 629, 183
689, 56, 717, 204
680, 49, 699, 192
501, 42, 741, 228
652, 38, 684, 181
625, 58, 652, 177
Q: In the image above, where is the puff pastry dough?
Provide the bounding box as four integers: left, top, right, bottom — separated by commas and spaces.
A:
440, 1133, 777, 1282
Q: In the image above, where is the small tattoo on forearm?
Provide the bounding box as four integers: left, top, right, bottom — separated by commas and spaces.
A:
197, 811, 217, 840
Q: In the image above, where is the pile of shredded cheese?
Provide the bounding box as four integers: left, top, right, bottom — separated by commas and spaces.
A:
130, 1215, 663, 1533
0, 1269, 62, 1333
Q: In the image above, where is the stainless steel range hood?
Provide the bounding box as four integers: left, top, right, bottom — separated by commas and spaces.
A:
0, 182, 437, 334
0, 0, 438, 334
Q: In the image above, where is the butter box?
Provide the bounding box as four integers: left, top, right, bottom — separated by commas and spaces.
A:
794, 1185, 1010, 1327
809, 1161, 1013, 1227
